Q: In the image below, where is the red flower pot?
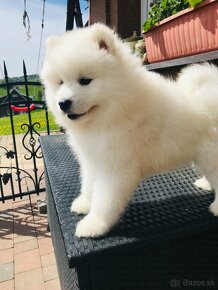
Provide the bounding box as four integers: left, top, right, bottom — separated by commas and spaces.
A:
144, 0, 218, 63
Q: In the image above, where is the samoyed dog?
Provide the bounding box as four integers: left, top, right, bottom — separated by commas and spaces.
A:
41, 23, 218, 238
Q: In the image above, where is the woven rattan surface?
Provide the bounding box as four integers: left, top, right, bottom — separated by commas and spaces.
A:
40, 134, 218, 268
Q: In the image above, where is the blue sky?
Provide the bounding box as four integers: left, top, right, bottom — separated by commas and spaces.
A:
46, 0, 88, 10
0, 0, 89, 77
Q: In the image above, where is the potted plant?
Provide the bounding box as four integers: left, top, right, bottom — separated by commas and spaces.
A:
143, 0, 218, 63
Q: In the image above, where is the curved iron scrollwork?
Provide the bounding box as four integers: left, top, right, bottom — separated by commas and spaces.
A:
0, 61, 55, 202
39, 171, 45, 185
1, 166, 45, 190
21, 122, 43, 160
0, 145, 45, 201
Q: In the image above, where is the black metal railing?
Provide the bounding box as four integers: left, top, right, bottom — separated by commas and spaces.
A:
0, 61, 56, 202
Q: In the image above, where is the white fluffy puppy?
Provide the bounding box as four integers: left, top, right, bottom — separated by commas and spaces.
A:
41, 23, 218, 238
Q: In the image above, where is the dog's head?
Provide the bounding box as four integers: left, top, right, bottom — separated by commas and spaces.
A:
41, 23, 133, 128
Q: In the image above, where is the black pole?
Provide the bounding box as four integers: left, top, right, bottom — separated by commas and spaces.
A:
75, 0, 83, 28
66, 0, 75, 31
3, 62, 22, 196
66, 0, 83, 31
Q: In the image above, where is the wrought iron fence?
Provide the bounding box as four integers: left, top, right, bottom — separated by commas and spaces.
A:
0, 61, 58, 202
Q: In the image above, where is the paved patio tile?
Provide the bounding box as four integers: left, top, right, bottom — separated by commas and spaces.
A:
0, 201, 13, 211
0, 235, 13, 250
45, 278, 61, 290
41, 253, 56, 268
35, 227, 51, 240
0, 213, 13, 239
34, 217, 48, 228
13, 216, 34, 228
42, 264, 58, 281
13, 222, 36, 236
14, 238, 38, 254
0, 248, 13, 265
0, 145, 61, 289
0, 262, 14, 282
15, 268, 45, 290
13, 218, 37, 242
14, 248, 41, 274
12, 196, 29, 204
0, 279, 14, 290
31, 193, 46, 203
14, 234, 36, 244
12, 200, 31, 207
38, 237, 54, 256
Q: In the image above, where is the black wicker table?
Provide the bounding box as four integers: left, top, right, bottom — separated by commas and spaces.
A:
40, 135, 218, 290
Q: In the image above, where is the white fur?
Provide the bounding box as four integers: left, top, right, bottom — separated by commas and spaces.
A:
41, 24, 218, 237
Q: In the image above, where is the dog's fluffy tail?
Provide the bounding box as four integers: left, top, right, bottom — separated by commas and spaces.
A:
177, 63, 218, 122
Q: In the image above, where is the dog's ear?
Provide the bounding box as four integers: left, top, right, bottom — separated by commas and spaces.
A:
99, 39, 109, 51
90, 23, 117, 54
45, 36, 61, 53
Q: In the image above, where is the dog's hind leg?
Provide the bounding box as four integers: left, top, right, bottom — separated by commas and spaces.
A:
209, 193, 218, 216
201, 176, 218, 216
195, 138, 218, 216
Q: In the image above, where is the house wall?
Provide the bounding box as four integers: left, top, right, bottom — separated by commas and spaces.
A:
0, 90, 33, 118
89, 0, 141, 38
0, 105, 8, 118
89, 0, 156, 37
89, 0, 109, 24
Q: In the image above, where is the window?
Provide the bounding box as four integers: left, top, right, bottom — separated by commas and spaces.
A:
7, 109, 14, 116
141, 0, 157, 25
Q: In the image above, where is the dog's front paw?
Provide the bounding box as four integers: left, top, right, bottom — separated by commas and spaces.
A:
210, 201, 218, 216
71, 195, 90, 215
75, 214, 110, 238
194, 177, 212, 191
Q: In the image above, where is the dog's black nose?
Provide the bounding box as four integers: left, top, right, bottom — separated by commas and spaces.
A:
59, 100, 72, 112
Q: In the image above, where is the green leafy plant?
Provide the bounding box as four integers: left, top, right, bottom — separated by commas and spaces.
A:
143, 0, 204, 32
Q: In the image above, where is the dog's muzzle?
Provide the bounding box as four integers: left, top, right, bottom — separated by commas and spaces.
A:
59, 100, 72, 113
58, 99, 92, 120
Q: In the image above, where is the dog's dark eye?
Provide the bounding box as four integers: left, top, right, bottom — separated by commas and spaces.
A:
79, 77, 92, 86
59, 80, 63, 85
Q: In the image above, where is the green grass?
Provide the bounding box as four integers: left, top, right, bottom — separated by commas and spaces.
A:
0, 109, 60, 135
0, 87, 7, 96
